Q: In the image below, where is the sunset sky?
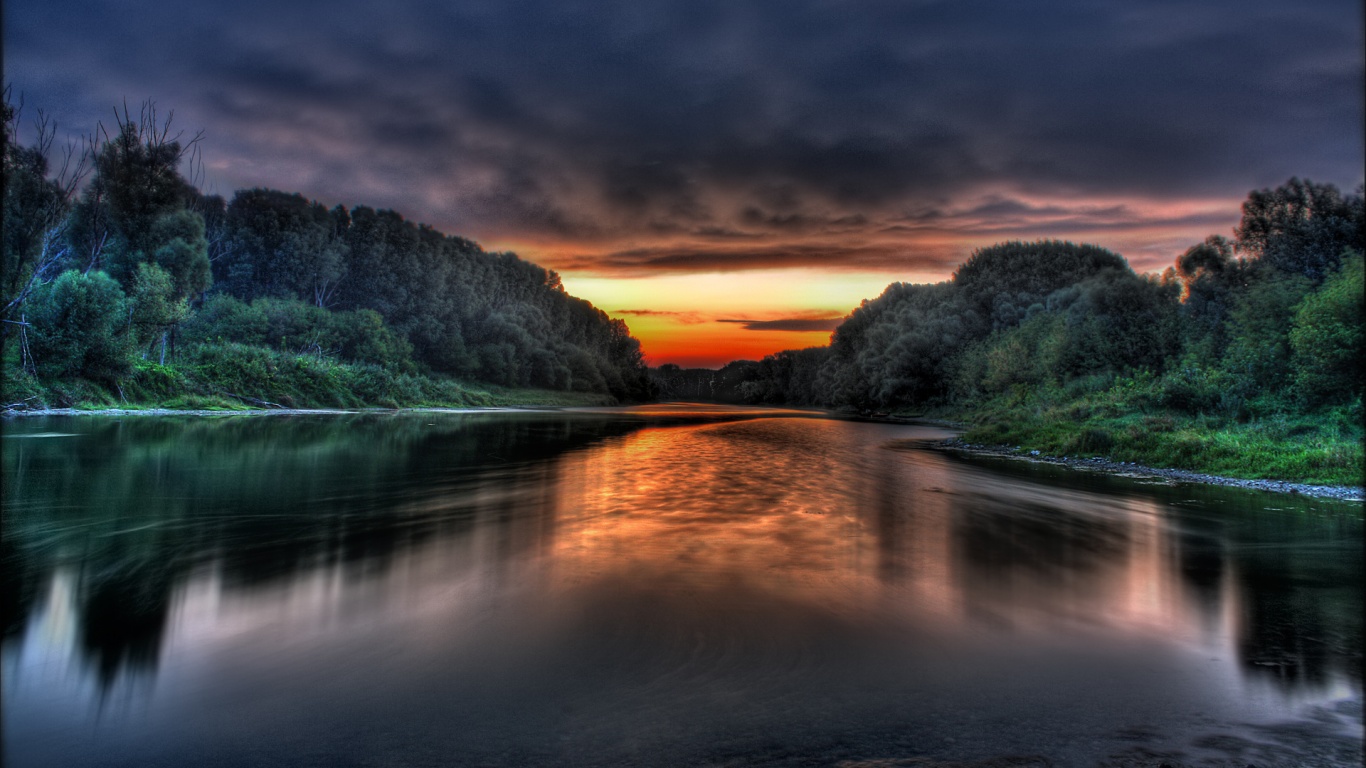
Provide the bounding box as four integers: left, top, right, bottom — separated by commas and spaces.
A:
6, 0, 1362, 367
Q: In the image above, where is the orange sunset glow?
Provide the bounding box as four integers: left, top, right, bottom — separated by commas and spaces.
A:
560, 269, 909, 367
496, 191, 1249, 367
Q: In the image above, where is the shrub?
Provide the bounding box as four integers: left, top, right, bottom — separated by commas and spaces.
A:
27, 270, 133, 382
1289, 252, 1363, 405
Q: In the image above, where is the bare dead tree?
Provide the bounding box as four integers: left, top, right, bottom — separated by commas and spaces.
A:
111, 98, 204, 163
76, 122, 111, 273
3, 87, 92, 321
74, 99, 205, 273
314, 278, 341, 309
3, 228, 72, 320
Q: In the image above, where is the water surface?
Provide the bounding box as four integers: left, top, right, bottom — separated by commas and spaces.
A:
2, 406, 1361, 766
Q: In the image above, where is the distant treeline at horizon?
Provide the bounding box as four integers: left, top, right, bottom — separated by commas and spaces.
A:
653, 179, 1363, 423
3, 95, 652, 403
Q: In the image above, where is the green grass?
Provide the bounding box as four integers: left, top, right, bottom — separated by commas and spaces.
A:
953, 384, 1364, 486
3, 341, 619, 413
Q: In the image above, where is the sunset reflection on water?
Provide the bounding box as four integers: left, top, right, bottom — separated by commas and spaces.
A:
2, 409, 1360, 767
549, 417, 1235, 647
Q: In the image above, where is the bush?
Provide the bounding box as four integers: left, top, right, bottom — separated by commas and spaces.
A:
182, 295, 415, 370
1289, 252, 1363, 405
27, 270, 133, 382
1156, 361, 1222, 414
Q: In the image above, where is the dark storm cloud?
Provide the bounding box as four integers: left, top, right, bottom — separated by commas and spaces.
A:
553, 242, 965, 275
6, 0, 1362, 273
878, 198, 1239, 238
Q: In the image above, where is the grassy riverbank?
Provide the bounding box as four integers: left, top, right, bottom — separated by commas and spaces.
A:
2, 342, 616, 412
910, 383, 1363, 487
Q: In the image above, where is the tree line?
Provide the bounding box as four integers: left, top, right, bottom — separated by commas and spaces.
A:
3, 94, 651, 402
654, 178, 1363, 421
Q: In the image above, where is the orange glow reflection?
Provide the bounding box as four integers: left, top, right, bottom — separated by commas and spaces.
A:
546, 418, 1232, 647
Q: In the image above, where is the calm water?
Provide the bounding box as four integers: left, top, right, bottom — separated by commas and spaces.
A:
2, 406, 1361, 767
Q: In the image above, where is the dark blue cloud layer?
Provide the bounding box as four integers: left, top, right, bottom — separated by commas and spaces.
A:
6, 0, 1362, 273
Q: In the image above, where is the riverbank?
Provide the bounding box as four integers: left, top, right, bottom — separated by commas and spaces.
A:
2, 389, 615, 416
1, 405, 573, 419
884, 383, 1364, 488
929, 437, 1363, 501
2, 345, 620, 414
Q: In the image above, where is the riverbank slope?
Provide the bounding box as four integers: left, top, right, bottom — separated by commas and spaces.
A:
2, 346, 617, 413
893, 391, 1363, 490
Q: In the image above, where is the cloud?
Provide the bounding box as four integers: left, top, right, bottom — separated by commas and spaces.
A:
613, 309, 709, 324
7, 0, 1362, 279
717, 317, 844, 332
550, 240, 964, 275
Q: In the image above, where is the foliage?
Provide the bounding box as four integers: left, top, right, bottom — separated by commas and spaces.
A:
180, 294, 415, 371
5, 97, 650, 404
959, 386, 1363, 487
952, 240, 1129, 329
1289, 252, 1364, 406
215, 188, 347, 305
649, 183, 1364, 484
128, 262, 187, 349
79, 108, 195, 262
1051, 268, 1180, 377
6, 92, 1362, 486
26, 270, 132, 381
1234, 178, 1364, 282
1219, 264, 1312, 403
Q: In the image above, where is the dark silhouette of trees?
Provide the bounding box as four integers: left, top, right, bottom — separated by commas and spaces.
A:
6, 93, 1358, 413
215, 189, 348, 306
1234, 178, 1364, 282
655, 187, 1361, 421
3, 96, 651, 402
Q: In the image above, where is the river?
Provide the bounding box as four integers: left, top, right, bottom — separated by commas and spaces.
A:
2, 406, 1361, 767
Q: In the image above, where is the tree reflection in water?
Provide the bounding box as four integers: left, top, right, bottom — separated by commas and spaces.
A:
2, 408, 1360, 767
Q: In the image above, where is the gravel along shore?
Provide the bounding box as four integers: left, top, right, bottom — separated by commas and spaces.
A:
931, 438, 1364, 501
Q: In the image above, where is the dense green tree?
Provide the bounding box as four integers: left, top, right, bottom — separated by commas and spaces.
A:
1289, 252, 1363, 406
1234, 178, 1364, 282
747, 347, 831, 405
180, 295, 414, 370
953, 312, 1069, 400
952, 240, 1129, 329
26, 270, 131, 381
1052, 269, 1181, 377
6, 98, 652, 401
146, 209, 211, 300
216, 189, 348, 306
128, 263, 186, 357
1219, 264, 1312, 403
57, 103, 210, 371
1171, 234, 1248, 360
68, 106, 197, 277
